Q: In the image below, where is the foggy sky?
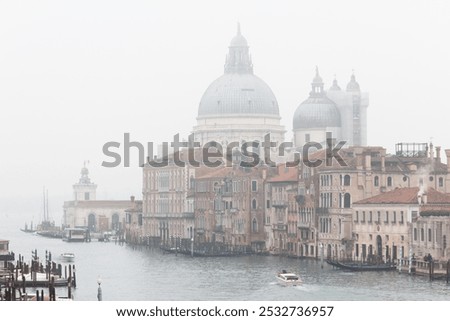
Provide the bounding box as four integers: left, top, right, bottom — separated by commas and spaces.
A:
1, 0, 449, 221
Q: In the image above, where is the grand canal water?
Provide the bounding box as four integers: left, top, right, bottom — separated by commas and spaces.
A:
1, 215, 450, 301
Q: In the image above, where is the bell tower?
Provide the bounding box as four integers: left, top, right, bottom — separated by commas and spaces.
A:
73, 161, 97, 201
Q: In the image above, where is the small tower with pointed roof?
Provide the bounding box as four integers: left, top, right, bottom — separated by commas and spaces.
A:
325, 71, 369, 147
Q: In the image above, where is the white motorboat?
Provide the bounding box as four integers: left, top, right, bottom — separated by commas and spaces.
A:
276, 270, 302, 286
61, 253, 75, 262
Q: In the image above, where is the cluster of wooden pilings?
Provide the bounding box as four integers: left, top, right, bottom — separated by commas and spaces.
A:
0, 250, 76, 301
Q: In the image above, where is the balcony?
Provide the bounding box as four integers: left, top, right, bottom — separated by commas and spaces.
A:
182, 212, 194, 219
297, 221, 311, 229
272, 200, 288, 208
272, 223, 287, 231
214, 225, 224, 233
316, 208, 329, 215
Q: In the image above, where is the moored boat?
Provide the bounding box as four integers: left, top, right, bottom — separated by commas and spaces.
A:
326, 259, 396, 271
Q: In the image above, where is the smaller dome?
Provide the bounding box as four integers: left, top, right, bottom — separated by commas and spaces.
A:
293, 67, 341, 130
293, 97, 341, 130
346, 74, 360, 92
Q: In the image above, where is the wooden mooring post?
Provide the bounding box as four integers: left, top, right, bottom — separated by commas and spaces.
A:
446, 260, 449, 284
429, 260, 434, 281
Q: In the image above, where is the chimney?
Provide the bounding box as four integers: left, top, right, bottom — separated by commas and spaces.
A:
446, 149, 450, 170
381, 150, 386, 172
422, 193, 428, 205
436, 146, 441, 163
364, 154, 371, 171
429, 142, 434, 159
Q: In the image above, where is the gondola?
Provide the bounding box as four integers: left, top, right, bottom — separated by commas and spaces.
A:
326, 259, 396, 271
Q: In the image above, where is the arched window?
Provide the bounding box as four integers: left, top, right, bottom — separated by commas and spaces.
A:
344, 193, 351, 208
387, 177, 392, 187
443, 235, 447, 250
439, 177, 444, 187
252, 199, 257, 210
252, 218, 258, 233
374, 176, 379, 187
420, 228, 424, 241
344, 175, 351, 186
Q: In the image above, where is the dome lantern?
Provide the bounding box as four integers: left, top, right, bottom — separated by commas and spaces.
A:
224, 23, 253, 74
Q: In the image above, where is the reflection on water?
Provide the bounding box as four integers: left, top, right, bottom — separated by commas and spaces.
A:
1, 217, 449, 301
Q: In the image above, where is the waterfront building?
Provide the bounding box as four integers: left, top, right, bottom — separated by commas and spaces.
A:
124, 196, 143, 244
293, 68, 369, 148
192, 24, 285, 146
142, 152, 196, 247
292, 143, 450, 260
193, 165, 269, 253
63, 166, 133, 233
264, 165, 299, 255
411, 204, 450, 261
354, 187, 450, 263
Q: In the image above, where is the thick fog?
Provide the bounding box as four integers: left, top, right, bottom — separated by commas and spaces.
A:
1, 0, 449, 222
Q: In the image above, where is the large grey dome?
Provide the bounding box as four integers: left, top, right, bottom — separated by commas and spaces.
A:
293, 96, 341, 129
198, 24, 279, 118
198, 73, 280, 117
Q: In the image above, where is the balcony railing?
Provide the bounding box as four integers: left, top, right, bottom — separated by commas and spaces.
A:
272, 223, 287, 231
272, 200, 288, 208
297, 221, 311, 229
182, 212, 194, 219
316, 208, 329, 215
214, 225, 224, 233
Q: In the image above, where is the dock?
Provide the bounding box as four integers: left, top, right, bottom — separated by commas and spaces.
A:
397, 258, 450, 282
0, 250, 76, 301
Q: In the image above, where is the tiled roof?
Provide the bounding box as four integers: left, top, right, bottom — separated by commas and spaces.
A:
267, 164, 298, 182
355, 187, 450, 205
195, 165, 268, 179
195, 166, 233, 179
420, 205, 450, 215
